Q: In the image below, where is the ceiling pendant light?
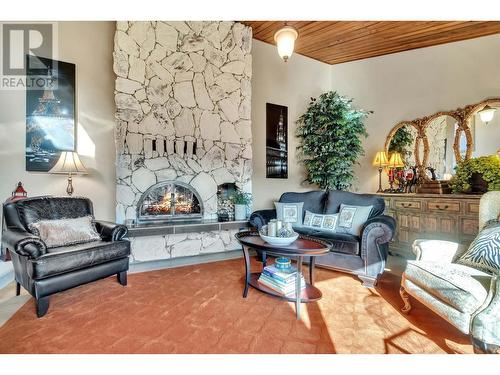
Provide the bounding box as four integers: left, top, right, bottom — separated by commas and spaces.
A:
274, 25, 298, 62
478, 104, 496, 124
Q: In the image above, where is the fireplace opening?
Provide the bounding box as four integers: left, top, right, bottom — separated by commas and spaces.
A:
137, 181, 203, 223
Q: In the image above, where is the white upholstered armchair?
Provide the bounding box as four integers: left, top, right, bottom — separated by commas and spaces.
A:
400, 191, 500, 354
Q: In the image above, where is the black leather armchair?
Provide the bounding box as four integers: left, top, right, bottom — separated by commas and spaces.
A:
250, 190, 396, 287
2, 196, 130, 317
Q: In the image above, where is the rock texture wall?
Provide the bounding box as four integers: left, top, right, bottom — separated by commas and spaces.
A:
113, 21, 252, 223
130, 230, 241, 262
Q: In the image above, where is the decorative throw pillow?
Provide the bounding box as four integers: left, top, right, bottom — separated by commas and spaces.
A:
29, 216, 101, 248
336, 204, 373, 236
457, 221, 500, 275
302, 210, 339, 232
275, 202, 304, 227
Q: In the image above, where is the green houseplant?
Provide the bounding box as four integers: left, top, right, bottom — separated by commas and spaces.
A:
231, 190, 252, 220
450, 155, 500, 193
296, 91, 371, 190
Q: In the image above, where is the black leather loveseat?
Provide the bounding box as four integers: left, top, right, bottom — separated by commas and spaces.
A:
250, 190, 396, 287
2, 196, 130, 317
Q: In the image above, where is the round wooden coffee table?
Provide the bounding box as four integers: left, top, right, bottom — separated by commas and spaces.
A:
235, 230, 331, 319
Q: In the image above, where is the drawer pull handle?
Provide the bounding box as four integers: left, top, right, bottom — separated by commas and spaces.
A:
401, 203, 413, 208
435, 205, 449, 210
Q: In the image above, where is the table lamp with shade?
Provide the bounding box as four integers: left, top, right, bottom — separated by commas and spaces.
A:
49, 151, 88, 196
373, 151, 389, 193
387, 152, 405, 192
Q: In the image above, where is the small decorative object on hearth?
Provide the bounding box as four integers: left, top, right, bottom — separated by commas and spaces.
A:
373, 151, 389, 193
274, 25, 298, 62
217, 208, 229, 222
231, 189, 252, 221
49, 151, 88, 196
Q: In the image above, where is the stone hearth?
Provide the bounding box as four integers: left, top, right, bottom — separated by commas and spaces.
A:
113, 21, 252, 261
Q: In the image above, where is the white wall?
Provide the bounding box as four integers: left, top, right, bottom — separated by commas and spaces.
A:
251, 39, 332, 210
2, 24, 499, 222
330, 33, 500, 193
0, 22, 116, 223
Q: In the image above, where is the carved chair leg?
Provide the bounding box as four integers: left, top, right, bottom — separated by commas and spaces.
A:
117, 271, 127, 286
400, 286, 412, 314
36, 296, 50, 318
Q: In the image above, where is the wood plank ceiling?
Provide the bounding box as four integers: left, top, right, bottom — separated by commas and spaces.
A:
241, 21, 500, 65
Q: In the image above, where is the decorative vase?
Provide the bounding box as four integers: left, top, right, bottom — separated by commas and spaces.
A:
470, 172, 488, 193
234, 204, 246, 220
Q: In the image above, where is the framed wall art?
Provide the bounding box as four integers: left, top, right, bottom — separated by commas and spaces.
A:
25, 56, 76, 172
266, 103, 288, 179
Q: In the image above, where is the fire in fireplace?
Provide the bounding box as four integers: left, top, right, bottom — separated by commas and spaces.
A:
137, 181, 203, 223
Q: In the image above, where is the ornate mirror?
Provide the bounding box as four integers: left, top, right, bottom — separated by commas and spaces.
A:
384, 97, 500, 183
385, 122, 422, 167
423, 113, 461, 180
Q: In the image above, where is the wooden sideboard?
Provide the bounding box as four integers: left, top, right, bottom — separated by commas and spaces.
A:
376, 193, 481, 258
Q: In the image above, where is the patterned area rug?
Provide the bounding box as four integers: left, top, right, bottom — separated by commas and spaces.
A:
0, 258, 472, 354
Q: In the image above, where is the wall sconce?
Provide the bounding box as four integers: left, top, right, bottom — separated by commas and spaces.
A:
478, 105, 496, 124
274, 25, 298, 62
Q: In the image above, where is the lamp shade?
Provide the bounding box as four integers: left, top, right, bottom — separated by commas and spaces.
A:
274, 26, 298, 62
478, 105, 496, 123
49, 151, 88, 175
388, 152, 405, 168
373, 151, 389, 167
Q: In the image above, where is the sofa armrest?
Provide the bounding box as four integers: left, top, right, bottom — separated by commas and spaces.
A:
1, 229, 47, 259
94, 220, 128, 242
412, 239, 467, 262
471, 276, 500, 349
358, 215, 395, 282
249, 209, 276, 230
361, 215, 395, 246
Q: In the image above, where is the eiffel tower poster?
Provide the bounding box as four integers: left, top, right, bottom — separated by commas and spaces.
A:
25, 56, 76, 172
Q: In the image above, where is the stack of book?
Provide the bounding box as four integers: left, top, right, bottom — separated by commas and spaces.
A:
258, 264, 306, 297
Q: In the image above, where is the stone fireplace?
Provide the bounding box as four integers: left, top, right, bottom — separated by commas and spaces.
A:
113, 21, 252, 262
137, 181, 203, 223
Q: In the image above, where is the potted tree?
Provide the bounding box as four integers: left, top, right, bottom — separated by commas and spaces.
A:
231, 190, 252, 221
296, 91, 371, 190
450, 155, 500, 193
